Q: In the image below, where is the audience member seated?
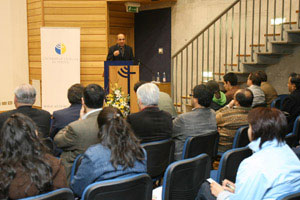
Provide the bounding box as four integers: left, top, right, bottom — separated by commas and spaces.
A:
0, 113, 67, 199
196, 107, 300, 200
256, 70, 278, 107
216, 89, 253, 153
173, 84, 217, 161
282, 73, 300, 132
207, 80, 227, 111
247, 72, 266, 107
223, 72, 240, 103
54, 84, 105, 182
127, 83, 173, 143
0, 84, 51, 138
134, 81, 177, 118
71, 107, 147, 197
50, 83, 84, 139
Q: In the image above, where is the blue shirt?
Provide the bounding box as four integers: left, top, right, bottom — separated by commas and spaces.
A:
70, 143, 147, 197
218, 138, 300, 200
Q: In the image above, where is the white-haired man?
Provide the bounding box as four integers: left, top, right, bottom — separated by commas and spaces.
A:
0, 84, 51, 138
127, 83, 172, 143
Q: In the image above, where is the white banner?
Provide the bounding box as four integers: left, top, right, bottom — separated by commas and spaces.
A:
41, 27, 80, 114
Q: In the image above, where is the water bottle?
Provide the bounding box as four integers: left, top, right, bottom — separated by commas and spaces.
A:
162, 72, 167, 82
156, 72, 160, 82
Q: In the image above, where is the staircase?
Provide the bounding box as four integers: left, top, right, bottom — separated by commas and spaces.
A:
171, 0, 300, 112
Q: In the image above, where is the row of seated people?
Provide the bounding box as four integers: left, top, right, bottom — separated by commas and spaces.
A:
0, 71, 299, 198
1, 107, 300, 199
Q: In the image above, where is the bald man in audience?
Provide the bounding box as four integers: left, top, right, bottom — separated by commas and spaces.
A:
0, 84, 51, 138
107, 33, 134, 61
216, 89, 253, 153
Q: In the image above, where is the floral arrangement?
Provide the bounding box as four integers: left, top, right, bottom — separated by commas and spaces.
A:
106, 83, 130, 116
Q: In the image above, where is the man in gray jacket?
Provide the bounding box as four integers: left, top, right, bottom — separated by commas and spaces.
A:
173, 84, 217, 160
54, 84, 105, 182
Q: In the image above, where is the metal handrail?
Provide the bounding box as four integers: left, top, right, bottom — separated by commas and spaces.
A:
172, 0, 241, 58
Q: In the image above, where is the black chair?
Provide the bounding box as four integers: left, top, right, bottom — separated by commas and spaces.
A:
141, 139, 174, 180
181, 131, 219, 160
232, 126, 250, 148
211, 147, 252, 183
285, 116, 300, 147
162, 153, 211, 200
70, 154, 84, 182
276, 190, 300, 200
81, 173, 152, 200
19, 188, 74, 200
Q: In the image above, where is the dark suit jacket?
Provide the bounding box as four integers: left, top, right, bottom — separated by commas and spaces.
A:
106, 44, 134, 61
282, 89, 300, 132
0, 106, 51, 138
127, 107, 173, 143
50, 104, 81, 139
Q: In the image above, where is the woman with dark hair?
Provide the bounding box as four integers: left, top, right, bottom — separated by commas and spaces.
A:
197, 107, 300, 200
71, 107, 147, 197
0, 113, 67, 199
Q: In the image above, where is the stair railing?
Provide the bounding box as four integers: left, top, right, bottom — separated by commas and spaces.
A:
171, 0, 300, 113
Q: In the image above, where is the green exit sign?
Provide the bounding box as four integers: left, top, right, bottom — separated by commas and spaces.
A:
127, 6, 139, 13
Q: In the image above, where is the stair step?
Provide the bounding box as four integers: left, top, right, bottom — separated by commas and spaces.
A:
236, 54, 251, 57
271, 41, 300, 45
257, 52, 290, 56
181, 96, 191, 99
286, 29, 300, 34
250, 44, 265, 47
242, 62, 268, 67
224, 64, 238, 66
282, 21, 297, 25
264, 33, 280, 37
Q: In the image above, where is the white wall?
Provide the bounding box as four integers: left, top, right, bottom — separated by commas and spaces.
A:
171, 0, 236, 55
0, 0, 28, 111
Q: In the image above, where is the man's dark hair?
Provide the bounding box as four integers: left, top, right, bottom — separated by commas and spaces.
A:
68, 84, 84, 104
193, 84, 213, 107
289, 72, 300, 90
83, 84, 105, 109
223, 73, 238, 86
249, 72, 262, 86
235, 89, 253, 107
206, 80, 220, 93
248, 107, 287, 148
256, 71, 268, 82
133, 81, 147, 93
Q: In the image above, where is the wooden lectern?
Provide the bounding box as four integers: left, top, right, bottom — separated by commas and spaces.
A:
104, 61, 139, 114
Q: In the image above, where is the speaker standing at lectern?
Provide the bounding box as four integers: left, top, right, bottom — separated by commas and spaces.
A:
107, 33, 134, 61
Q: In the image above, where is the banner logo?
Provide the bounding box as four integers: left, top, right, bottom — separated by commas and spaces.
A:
55, 43, 66, 55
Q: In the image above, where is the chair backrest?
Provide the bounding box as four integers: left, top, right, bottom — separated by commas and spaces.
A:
278, 94, 289, 109
19, 188, 74, 200
285, 116, 300, 147
216, 147, 252, 183
232, 126, 250, 149
141, 139, 174, 179
276, 190, 300, 200
70, 154, 84, 182
81, 173, 152, 200
271, 97, 281, 109
162, 153, 211, 200
182, 131, 219, 160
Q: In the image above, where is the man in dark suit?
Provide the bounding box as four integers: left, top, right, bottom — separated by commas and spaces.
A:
127, 83, 172, 143
107, 33, 134, 61
0, 84, 51, 138
282, 73, 300, 132
50, 84, 84, 139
